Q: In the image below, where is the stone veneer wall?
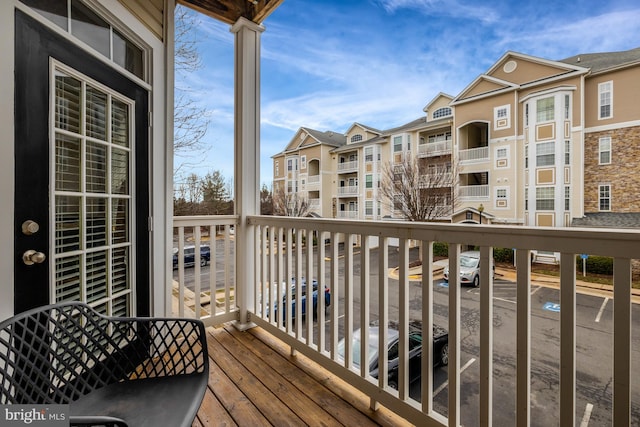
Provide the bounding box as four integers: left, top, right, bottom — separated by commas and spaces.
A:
583, 126, 640, 213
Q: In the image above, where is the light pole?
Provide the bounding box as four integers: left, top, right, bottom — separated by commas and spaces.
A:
478, 203, 484, 224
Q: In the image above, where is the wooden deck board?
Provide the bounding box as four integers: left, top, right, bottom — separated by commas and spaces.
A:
195, 323, 413, 427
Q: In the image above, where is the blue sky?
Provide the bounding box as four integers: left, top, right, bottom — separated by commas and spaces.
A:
175, 0, 640, 189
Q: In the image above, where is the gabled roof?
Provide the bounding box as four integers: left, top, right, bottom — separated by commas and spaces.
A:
346, 122, 383, 136
558, 47, 640, 74
422, 92, 455, 112
453, 51, 588, 105
273, 127, 345, 158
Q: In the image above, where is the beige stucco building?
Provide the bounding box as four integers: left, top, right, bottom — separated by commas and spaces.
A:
272, 47, 640, 233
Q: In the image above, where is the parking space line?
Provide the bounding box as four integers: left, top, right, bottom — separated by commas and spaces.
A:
531, 286, 542, 295
595, 298, 609, 323
433, 357, 476, 397
580, 403, 594, 427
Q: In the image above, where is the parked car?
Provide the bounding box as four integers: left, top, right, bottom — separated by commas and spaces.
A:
443, 250, 494, 287
271, 278, 331, 322
337, 322, 448, 390
172, 245, 211, 269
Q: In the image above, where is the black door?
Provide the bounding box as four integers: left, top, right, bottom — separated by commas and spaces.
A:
14, 11, 150, 316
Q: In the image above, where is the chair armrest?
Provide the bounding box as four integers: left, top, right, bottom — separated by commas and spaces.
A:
70, 415, 128, 426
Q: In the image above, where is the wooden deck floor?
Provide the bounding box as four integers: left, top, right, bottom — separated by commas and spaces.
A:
194, 323, 413, 427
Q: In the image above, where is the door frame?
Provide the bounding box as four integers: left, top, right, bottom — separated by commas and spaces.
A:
14, 10, 150, 316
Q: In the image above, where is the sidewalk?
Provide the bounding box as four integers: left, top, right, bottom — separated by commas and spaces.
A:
389, 260, 640, 304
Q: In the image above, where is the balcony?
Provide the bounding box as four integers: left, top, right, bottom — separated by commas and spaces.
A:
459, 146, 489, 163
417, 140, 452, 157
459, 184, 489, 200
338, 185, 359, 196
174, 215, 640, 426
337, 210, 359, 219
338, 160, 359, 173
309, 198, 321, 214
307, 174, 321, 190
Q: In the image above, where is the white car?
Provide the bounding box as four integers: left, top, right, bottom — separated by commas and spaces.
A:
442, 250, 494, 287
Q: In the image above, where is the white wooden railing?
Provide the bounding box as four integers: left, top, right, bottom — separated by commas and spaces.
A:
459, 146, 489, 162
337, 160, 358, 172
338, 185, 359, 196
459, 184, 489, 199
418, 140, 452, 157
172, 215, 640, 426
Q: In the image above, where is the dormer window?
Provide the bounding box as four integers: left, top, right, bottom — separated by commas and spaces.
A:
432, 107, 452, 120
351, 134, 363, 143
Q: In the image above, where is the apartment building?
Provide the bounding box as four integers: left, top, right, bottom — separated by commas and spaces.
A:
272, 47, 640, 231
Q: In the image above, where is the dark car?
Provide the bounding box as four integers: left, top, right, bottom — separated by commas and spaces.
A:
172, 245, 211, 269
271, 278, 331, 322
337, 322, 448, 390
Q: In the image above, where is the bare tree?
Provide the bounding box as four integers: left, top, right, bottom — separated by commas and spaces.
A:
260, 184, 274, 215
174, 5, 211, 176
380, 155, 458, 221
272, 186, 310, 217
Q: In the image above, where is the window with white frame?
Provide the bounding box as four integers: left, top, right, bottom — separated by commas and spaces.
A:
536, 141, 555, 167
525, 103, 529, 126
365, 174, 373, 189
432, 107, 452, 119
536, 187, 555, 210
564, 141, 570, 165
351, 134, 363, 143
598, 81, 612, 119
536, 97, 554, 122
525, 187, 528, 211
525, 145, 528, 169
365, 147, 373, 162
393, 136, 403, 152
496, 187, 508, 207
300, 155, 306, 170
494, 105, 510, 129
599, 136, 611, 164
565, 186, 570, 211
365, 200, 373, 216
599, 184, 611, 211
275, 160, 279, 176
564, 94, 570, 120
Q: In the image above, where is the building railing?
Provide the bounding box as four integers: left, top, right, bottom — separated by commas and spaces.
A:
338, 160, 358, 172
459, 146, 489, 162
459, 184, 489, 199
417, 140, 452, 157
307, 175, 320, 184
171, 214, 640, 427
171, 215, 239, 324
419, 172, 453, 188
309, 198, 321, 213
337, 210, 358, 219
338, 185, 359, 196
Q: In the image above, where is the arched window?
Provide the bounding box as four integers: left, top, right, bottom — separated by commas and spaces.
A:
432, 107, 452, 119
350, 134, 363, 143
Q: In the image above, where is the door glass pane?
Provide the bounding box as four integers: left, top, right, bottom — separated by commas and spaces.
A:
112, 199, 129, 244
55, 255, 81, 303
55, 195, 80, 254
20, 0, 68, 30
111, 148, 129, 195
111, 99, 129, 147
86, 141, 107, 193
86, 197, 107, 248
55, 74, 81, 133
112, 247, 129, 294
86, 86, 107, 141
113, 30, 144, 80
86, 251, 108, 303
55, 134, 81, 192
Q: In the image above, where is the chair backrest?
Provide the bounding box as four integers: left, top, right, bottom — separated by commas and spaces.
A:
0, 302, 208, 404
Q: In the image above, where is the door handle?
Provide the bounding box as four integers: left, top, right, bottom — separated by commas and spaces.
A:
21, 220, 40, 235
23, 250, 46, 265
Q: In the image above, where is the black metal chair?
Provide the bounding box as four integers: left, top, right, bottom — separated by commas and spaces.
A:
0, 302, 209, 427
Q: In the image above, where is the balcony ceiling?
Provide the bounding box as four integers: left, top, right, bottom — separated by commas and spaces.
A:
178, 0, 284, 25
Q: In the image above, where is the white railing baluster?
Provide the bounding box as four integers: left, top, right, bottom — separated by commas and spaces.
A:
286, 228, 293, 333
317, 231, 326, 353
306, 229, 314, 344
516, 249, 531, 427
360, 235, 370, 380
177, 226, 185, 317
344, 233, 354, 370
422, 241, 434, 414
260, 225, 267, 319
224, 224, 231, 312
295, 228, 304, 339
398, 238, 409, 400
277, 227, 285, 328
560, 252, 576, 427
448, 244, 461, 427
480, 246, 493, 427
194, 226, 202, 315
613, 257, 631, 426
330, 232, 340, 360
378, 237, 389, 392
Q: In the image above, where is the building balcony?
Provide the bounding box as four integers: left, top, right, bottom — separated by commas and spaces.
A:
459, 146, 489, 163
173, 214, 640, 426
459, 184, 489, 199
307, 174, 321, 190
309, 198, 321, 214
337, 210, 359, 219
338, 185, 359, 196
417, 140, 452, 157
337, 160, 359, 173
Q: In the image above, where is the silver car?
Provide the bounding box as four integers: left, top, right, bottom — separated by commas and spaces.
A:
443, 250, 494, 287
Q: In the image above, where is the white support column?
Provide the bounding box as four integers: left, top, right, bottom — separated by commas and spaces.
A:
231, 17, 264, 330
